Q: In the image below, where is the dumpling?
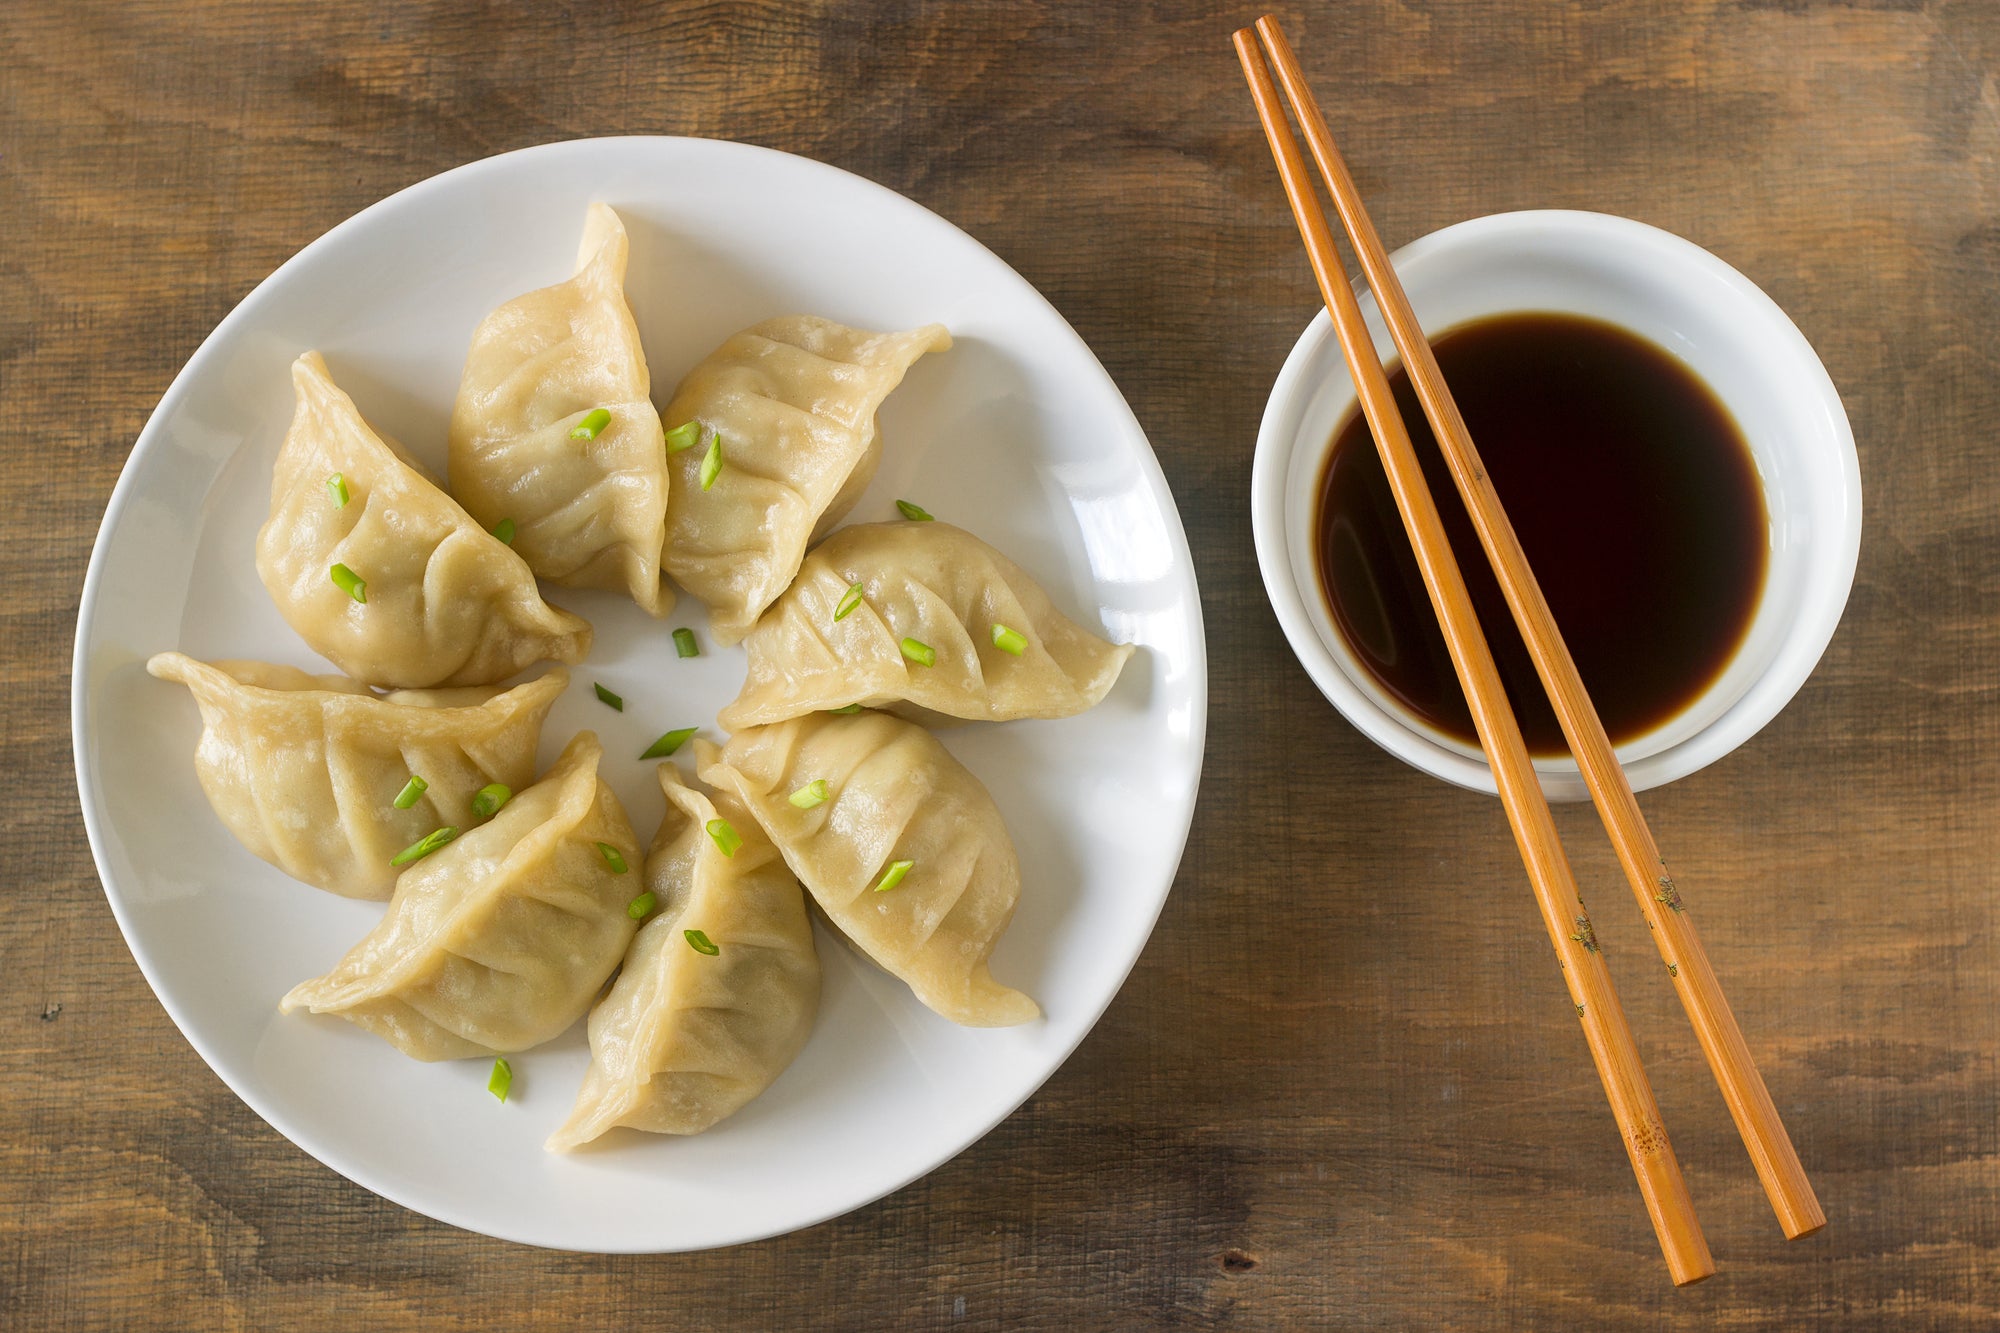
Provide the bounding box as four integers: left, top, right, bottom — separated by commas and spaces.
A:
148, 652, 565, 901
281, 732, 642, 1060
720, 520, 1136, 729
449, 203, 673, 616
657, 316, 951, 644
697, 715, 1038, 1026
548, 764, 819, 1151
256, 351, 592, 690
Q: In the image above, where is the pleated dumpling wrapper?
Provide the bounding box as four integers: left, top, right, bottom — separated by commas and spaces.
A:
548, 764, 820, 1151
720, 520, 1136, 730
696, 716, 1038, 1026
280, 732, 642, 1061
148, 652, 565, 901
658, 316, 951, 645
256, 351, 592, 690
449, 203, 673, 616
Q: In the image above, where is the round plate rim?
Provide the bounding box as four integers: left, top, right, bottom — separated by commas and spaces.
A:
70, 134, 1209, 1252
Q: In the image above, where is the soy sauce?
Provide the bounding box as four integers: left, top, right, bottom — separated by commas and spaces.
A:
1315, 312, 1766, 757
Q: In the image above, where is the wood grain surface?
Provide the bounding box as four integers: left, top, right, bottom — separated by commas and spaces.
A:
5, 0, 1996, 1327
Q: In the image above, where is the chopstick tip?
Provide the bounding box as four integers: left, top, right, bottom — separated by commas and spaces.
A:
1233, 13, 1281, 41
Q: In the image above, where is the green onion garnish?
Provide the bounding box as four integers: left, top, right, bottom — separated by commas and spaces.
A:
900, 637, 936, 667
673, 627, 698, 658
685, 929, 719, 956
789, 779, 830, 809
594, 682, 624, 711
991, 624, 1027, 656
392, 775, 428, 810
391, 825, 458, 867
834, 582, 865, 621
699, 433, 724, 491
491, 517, 516, 545
829, 703, 863, 715
895, 499, 935, 522
596, 842, 628, 873
874, 859, 914, 893
470, 783, 510, 818
663, 420, 702, 453
705, 819, 742, 857
627, 892, 656, 920
569, 407, 611, 440
327, 473, 350, 507
330, 562, 366, 604
640, 726, 698, 759
489, 1057, 512, 1102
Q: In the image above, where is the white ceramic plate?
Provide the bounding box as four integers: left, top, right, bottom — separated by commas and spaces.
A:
72, 137, 1206, 1253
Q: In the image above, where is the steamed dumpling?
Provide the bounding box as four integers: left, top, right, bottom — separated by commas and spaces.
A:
697, 716, 1038, 1027
256, 351, 592, 689
281, 732, 641, 1060
148, 651, 565, 901
720, 520, 1135, 729
449, 204, 673, 616
548, 764, 819, 1151
658, 316, 951, 644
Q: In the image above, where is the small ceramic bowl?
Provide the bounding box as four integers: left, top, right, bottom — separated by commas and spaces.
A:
1251, 209, 1861, 801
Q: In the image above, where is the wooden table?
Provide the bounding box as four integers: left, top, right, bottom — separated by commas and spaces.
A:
7, 1, 1995, 1326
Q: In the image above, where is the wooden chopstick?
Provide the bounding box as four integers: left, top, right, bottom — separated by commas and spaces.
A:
1251, 15, 1825, 1244
1233, 26, 1714, 1287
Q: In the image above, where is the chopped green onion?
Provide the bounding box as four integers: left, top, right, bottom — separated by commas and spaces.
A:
705, 818, 742, 858
789, 779, 830, 809
834, 582, 865, 621
685, 928, 719, 956
895, 499, 935, 522
391, 825, 458, 867
699, 433, 724, 491
330, 562, 366, 604
569, 407, 611, 440
991, 624, 1027, 656
874, 859, 914, 893
828, 703, 863, 715
627, 891, 657, 920
470, 783, 511, 818
488, 1057, 512, 1102
491, 517, 516, 545
392, 775, 428, 810
640, 726, 699, 759
596, 842, 628, 873
900, 637, 936, 667
327, 473, 350, 507
663, 420, 702, 453
594, 682, 624, 711
673, 627, 699, 658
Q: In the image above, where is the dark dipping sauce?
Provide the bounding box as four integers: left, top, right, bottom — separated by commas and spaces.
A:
1316, 311, 1767, 757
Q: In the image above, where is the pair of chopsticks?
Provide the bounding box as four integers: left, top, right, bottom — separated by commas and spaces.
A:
1234, 16, 1823, 1285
